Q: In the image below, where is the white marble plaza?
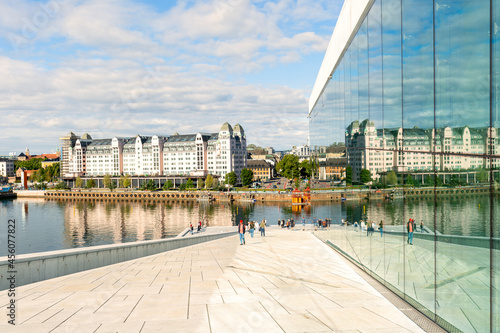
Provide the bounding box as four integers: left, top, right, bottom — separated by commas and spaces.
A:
1, 227, 430, 332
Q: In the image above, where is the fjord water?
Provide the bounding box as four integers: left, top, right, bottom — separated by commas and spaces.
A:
0, 195, 497, 256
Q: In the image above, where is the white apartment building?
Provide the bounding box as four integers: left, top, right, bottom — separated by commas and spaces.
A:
163, 123, 247, 180
60, 123, 246, 180
346, 119, 499, 182
0, 158, 15, 177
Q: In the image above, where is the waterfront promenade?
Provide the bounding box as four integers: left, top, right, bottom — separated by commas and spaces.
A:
1, 228, 437, 332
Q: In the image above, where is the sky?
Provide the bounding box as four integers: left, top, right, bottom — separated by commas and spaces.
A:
0, 0, 343, 155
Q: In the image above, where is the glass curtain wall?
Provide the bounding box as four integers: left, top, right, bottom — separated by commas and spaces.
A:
309, 0, 499, 331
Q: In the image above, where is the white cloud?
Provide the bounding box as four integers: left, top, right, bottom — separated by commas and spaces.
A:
0, 0, 341, 153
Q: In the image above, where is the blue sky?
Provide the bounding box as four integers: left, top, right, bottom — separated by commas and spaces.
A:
0, 0, 342, 155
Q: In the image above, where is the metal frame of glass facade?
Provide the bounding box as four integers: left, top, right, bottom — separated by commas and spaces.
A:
309, 0, 499, 332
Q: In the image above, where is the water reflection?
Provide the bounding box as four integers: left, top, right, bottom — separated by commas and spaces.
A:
63, 201, 235, 248
0, 196, 497, 256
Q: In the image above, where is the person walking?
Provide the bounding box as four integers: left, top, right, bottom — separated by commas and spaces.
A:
302, 217, 306, 231
249, 221, 255, 238
238, 220, 246, 245
198, 221, 202, 233
190, 222, 194, 235
260, 219, 266, 236
420, 221, 424, 233
379, 220, 384, 237
407, 218, 415, 245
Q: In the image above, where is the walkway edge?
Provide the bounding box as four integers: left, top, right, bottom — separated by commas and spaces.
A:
0, 231, 237, 291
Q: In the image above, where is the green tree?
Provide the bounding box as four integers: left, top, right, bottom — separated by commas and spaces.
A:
197, 178, 205, 188
276, 155, 300, 179
140, 179, 156, 191
477, 168, 488, 183
241, 168, 254, 186
55, 180, 67, 189
163, 180, 173, 190
103, 174, 112, 189
119, 175, 131, 188
43, 163, 59, 182
405, 174, 414, 186
179, 182, 187, 191
225, 172, 237, 186
436, 175, 444, 186
15, 158, 44, 171
205, 174, 214, 189
387, 171, 398, 186
75, 176, 83, 188
186, 179, 195, 189
345, 165, 352, 185
360, 169, 372, 184
450, 175, 460, 187
299, 158, 318, 179
86, 178, 96, 188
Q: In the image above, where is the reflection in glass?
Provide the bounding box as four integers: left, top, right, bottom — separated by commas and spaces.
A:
435, 0, 490, 132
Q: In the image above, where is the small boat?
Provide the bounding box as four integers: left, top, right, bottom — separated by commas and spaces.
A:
1, 186, 13, 193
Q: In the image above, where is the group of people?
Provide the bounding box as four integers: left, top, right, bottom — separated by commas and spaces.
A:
351, 220, 384, 237
314, 218, 331, 229
277, 219, 295, 229
189, 221, 202, 235
238, 219, 267, 245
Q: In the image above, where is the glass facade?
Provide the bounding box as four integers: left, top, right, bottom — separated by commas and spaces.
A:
309, 1, 499, 332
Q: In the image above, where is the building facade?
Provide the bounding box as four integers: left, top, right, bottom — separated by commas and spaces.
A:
0, 158, 15, 177
246, 159, 274, 181
309, 1, 498, 331
59, 123, 246, 181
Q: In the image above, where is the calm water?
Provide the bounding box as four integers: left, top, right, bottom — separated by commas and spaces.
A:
0, 195, 498, 256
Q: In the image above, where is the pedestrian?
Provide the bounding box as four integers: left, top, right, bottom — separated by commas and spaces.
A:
420, 221, 424, 233
302, 217, 306, 231
249, 221, 255, 238
198, 221, 202, 233
379, 220, 384, 237
190, 222, 194, 235
277, 220, 281, 228
354, 221, 359, 231
407, 218, 415, 245
238, 220, 246, 245
366, 220, 371, 236
291, 219, 295, 230
260, 219, 266, 236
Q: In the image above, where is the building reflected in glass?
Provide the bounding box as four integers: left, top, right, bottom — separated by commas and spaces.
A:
309, 0, 499, 331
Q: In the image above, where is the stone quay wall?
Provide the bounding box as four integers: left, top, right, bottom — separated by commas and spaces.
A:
42, 186, 498, 203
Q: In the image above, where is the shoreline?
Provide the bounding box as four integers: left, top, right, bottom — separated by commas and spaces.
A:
33, 185, 498, 202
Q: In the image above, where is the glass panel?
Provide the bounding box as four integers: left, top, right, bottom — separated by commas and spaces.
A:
493, 0, 500, 326
357, 19, 369, 126
402, 0, 434, 131
382, 0, 403, 130
402, 0, 435, 321
435, 0, 490, 134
